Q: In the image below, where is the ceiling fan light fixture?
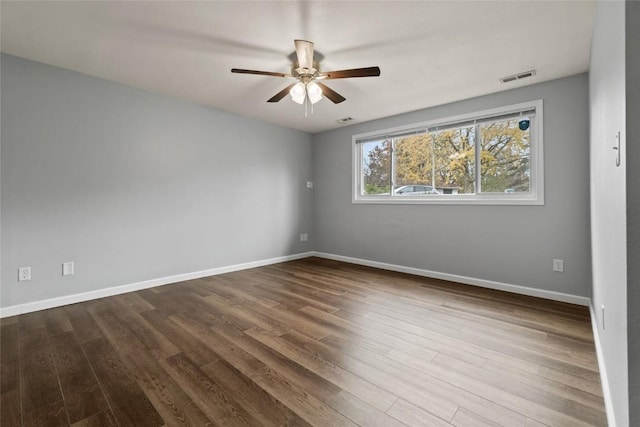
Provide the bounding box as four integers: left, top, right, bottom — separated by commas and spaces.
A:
232, 39, 381, 108
307, 82, 322, 104
290, 82, 306, 104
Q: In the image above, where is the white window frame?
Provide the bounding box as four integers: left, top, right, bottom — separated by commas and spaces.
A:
352, 100, 544, 205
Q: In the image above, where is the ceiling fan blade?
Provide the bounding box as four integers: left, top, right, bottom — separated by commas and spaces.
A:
231, 68, 288, 78
294, 39, 314, 70
267, 83, 297, 103
323, 66, 381, 79
316, 82, 346, 104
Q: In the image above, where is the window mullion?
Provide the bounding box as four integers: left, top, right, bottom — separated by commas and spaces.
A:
474, 122, 481, 195
390, 139, 395, 196
429, 132, 436, 190
359, 143, 364, 196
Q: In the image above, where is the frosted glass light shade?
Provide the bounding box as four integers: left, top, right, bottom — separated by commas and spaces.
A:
290, 82, 306, 104
307, 82, 322, 104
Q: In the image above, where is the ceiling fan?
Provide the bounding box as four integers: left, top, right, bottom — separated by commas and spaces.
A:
231, 40, 380, 107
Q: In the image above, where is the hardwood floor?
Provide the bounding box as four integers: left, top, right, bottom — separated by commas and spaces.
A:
0, 257, 607, 426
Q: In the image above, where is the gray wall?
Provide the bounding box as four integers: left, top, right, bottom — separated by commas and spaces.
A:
1, 54, 313, 309
589, 2, 628, 426
313, 74, 591, 297
626, 1, 640, 425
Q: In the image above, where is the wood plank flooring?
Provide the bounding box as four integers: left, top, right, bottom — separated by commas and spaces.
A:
0, 257, 607, 426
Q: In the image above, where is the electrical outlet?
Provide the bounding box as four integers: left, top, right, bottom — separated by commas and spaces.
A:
306, 181, 314, 189
300, 233, 308, 242
553, 259, 564, 272
18, 267, 31, 281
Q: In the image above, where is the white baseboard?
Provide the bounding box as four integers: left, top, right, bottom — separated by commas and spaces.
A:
312, 251, 591, 306
1, 249, 610, 422
589, 303, 617, 427
0, 250, 591, 311
0, 252, 314, 318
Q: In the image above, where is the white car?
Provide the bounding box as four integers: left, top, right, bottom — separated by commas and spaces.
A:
394, 185, 440, 195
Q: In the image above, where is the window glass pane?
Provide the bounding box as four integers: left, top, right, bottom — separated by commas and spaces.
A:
393, 134, 435, 195
361, 139, 391, 195
433, 126, 476, 194
479, 118, 531, 193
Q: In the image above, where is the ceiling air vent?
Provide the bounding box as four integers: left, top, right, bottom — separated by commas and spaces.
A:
336, 117, 355, 124
500, 69, 536, 84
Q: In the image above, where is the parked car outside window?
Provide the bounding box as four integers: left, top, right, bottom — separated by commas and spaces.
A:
394, 185, 440, 195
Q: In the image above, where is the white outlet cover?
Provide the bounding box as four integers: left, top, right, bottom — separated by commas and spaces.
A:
63, 261, 74, 276
18, 267, 31, 281
306, 181, 313, 189
553, 259, 564, 272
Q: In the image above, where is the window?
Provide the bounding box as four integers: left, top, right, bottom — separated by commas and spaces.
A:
353, 100, 543, 205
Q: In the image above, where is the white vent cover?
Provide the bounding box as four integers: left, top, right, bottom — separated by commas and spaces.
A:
500, 69, 536, 84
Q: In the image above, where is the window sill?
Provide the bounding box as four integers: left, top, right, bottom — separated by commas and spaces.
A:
352, 195, 544, 206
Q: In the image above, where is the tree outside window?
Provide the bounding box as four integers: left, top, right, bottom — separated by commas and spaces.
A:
361, 115, 532, 197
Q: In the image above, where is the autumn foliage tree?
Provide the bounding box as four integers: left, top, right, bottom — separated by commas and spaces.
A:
363, 118, 530, 194
478, 119, 530, 192
363, 139, 391, 194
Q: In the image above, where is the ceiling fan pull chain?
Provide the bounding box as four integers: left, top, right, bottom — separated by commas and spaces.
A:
310, 89, 314, 116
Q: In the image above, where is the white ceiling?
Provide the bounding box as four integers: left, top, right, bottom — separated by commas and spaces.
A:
1, 1, 595, 134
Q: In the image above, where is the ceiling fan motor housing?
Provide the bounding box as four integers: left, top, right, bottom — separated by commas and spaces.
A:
291, 59, 321, 78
